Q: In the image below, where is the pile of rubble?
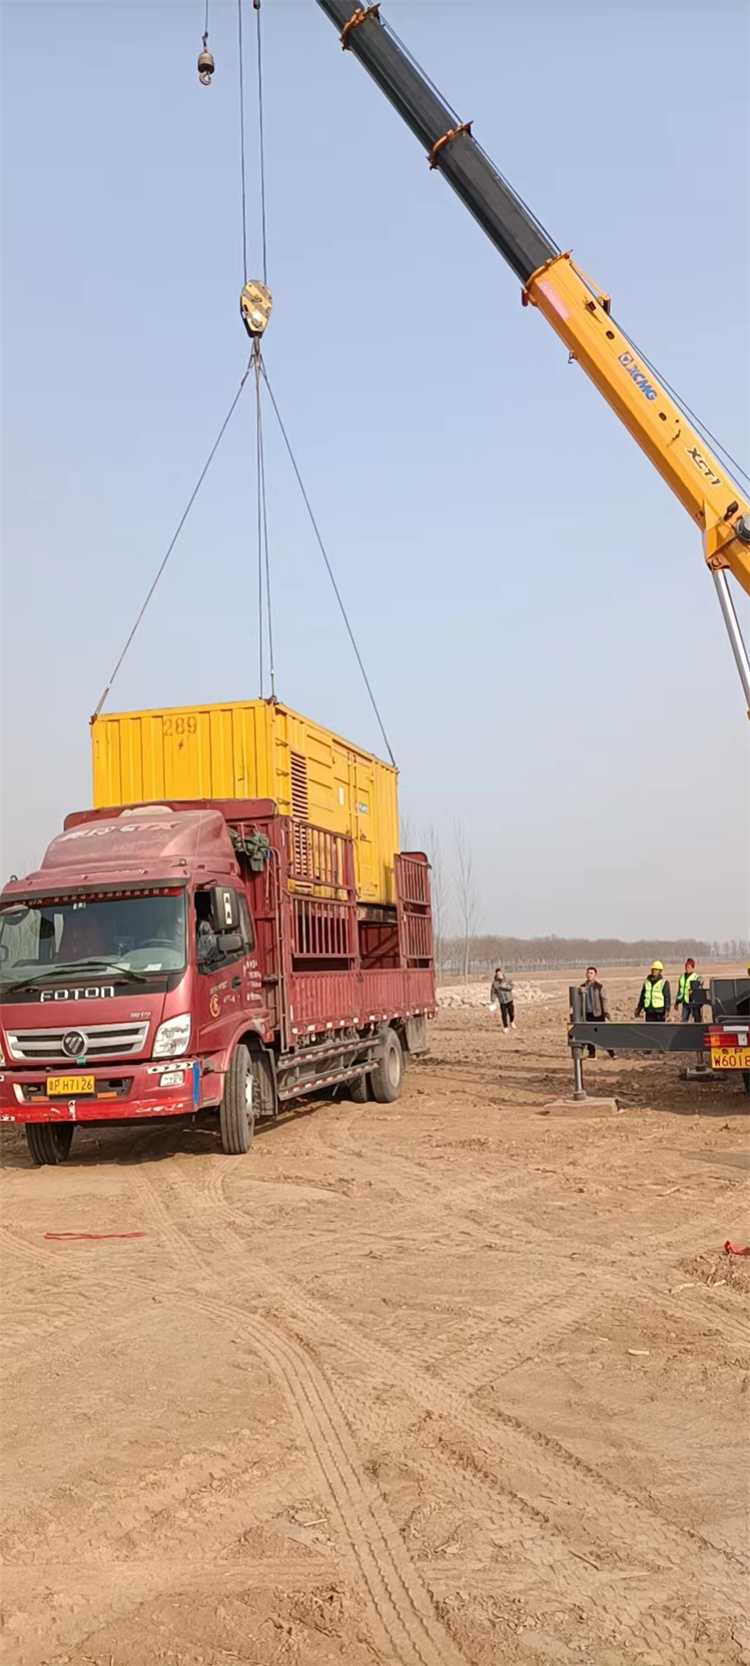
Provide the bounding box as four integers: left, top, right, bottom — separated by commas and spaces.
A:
438, 979, 559, 1010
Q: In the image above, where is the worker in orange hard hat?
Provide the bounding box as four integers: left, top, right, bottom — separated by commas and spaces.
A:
635, 960, 671, 1023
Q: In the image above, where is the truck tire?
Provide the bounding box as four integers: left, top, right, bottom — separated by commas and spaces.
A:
26, 1123, 75, 1167
349, 1071, 370, 1103
219, 1044, 255, 1155
250, 1047, 277, 1119
370, 1027, 403, 1104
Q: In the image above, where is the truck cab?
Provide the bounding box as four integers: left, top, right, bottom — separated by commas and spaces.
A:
0, 807, 270, 1161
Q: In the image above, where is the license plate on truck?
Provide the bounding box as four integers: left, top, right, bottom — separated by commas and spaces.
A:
46, 1075, 95, 1096
709, 1048, 750, 1070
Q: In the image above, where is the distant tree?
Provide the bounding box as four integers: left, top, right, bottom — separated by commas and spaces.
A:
424, 823, 450, 979
437, 934, 740, 975
454, 822, 478, 982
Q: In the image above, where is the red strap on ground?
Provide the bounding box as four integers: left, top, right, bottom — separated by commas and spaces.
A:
44, 1231, 148, 1242
723, 1240, 750, 1256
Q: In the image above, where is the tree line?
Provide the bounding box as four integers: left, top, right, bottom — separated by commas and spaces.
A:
399, 815, 747, 978
438, 935, 748, 978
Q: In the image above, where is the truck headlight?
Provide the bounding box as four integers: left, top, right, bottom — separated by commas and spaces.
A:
153, 1015, 191, 1058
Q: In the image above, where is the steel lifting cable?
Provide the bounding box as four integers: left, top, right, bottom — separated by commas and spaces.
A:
259, 356, 397, 768
254, 345, 275, 697
200, 3, 392, 758
253, 0, 269, 287
239, 0, 275, 697
237, 0, 249, 284
91, 361, 253, 721
249, 0, 273, 693
255, 351, 265, 696
237, 0, 269, 286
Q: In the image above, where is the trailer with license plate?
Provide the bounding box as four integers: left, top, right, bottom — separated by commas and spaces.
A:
567, 977, 750, 1100
704, 977, 750, 1087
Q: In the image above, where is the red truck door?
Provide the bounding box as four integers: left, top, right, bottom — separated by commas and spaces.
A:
193, 885, 260, 1058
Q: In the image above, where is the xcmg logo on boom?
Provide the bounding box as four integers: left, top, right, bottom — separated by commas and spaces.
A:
618, 351, 658, 401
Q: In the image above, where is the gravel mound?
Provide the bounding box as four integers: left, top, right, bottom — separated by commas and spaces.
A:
438, 980, 558, 1010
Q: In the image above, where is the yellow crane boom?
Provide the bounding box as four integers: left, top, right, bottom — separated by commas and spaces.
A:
316, 1, 750, 708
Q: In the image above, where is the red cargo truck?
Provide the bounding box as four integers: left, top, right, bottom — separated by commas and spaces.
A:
0, 800, 435, 1164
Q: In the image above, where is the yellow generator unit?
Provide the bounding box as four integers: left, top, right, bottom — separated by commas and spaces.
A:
90, 699, 399, 906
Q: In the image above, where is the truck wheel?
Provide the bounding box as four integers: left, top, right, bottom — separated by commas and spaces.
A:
370, 1027, 403, 1104
250, 1048, 277, 1119
26, 1123, 75, 1167
349, 1071, 370, 1103
219, 1044, 255, 1155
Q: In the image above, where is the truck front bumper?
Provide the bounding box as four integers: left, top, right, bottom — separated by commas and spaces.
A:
0, 1060, 222, 1124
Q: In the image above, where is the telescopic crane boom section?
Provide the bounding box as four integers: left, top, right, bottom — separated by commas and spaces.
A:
317, 1, 750, 706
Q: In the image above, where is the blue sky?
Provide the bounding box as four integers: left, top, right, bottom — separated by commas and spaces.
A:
2, 0, 748, 940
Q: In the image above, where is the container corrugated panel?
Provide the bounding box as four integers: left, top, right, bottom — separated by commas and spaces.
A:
90, 699, 399, 905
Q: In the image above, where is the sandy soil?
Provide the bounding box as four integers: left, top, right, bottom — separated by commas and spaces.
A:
1, 970, 748, 1666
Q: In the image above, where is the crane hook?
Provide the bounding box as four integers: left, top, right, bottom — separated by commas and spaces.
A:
197, 33, 215, 86
240, 280, 272, 340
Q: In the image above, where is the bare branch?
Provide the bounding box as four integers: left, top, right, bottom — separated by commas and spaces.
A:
453, 820, 478, 982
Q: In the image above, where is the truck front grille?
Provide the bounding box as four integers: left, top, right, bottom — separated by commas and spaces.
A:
6, 1022, 150, 1063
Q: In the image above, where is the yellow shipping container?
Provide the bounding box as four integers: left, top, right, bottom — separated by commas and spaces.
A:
90, 699, 399, 906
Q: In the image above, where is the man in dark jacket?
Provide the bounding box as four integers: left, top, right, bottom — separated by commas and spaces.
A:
635, 961, 671, 1022
580, 966, 615, 1058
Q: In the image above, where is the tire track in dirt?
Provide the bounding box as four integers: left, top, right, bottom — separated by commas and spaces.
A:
164, 1163, 744, 1665
216, 1130, 608, 1392
272, 1279, 746, 1665
334, 1393, 685, 1643
131, 1161, 469, 1666
295, 1102, 750, 1355
186, 1167, 746, 1588
181, 1119, 749, 1424
188, 1151, 592, 1389
0, 1559, 345, 1666
438, 1284, 601, 1395
0, 1300, 143, 1379
30, 1445, 310, 1570
0, 1224, 61, 1272
2, 1558, 343, 1594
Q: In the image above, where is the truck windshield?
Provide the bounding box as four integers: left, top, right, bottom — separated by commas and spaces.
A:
0, 891, 187, 987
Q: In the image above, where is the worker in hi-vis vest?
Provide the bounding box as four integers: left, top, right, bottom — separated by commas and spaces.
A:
635, 961, 671, 1023
675, 957, 701, 1023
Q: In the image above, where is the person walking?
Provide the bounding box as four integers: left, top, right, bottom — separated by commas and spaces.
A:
579, 966, 615, 1058
490, 967, 516, 1031
635, 960, 671, 1023
676, 957, 700, 1022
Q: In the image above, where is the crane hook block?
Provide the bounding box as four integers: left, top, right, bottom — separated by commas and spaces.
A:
198, 34, 215, 86
240, 280, 273, 339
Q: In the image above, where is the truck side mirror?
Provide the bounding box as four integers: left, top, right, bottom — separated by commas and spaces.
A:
210, 886, 240, 934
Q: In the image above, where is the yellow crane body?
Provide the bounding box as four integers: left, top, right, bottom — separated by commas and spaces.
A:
523, 254, 750, 592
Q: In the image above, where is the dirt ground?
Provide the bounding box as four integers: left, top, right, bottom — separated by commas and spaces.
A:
1, 969, 748, 1666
